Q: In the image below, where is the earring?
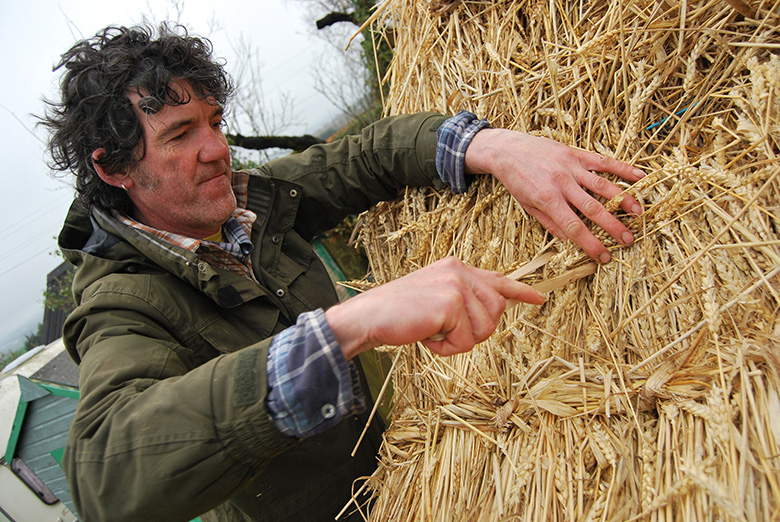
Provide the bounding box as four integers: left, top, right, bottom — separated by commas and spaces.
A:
121, 184, 127, 191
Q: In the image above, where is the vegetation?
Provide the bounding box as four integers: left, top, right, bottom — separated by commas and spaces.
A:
351, 0, 393, 121
0, 321, 45, 371
1, 347, 27, 370
43, 263, 76, 314
22, 322, 45, 351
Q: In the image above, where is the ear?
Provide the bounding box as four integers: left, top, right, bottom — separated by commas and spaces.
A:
92, 149, 133, 190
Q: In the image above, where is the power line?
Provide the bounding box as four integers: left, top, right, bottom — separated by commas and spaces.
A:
0, 243, 61, 279
0, 190, 72, 243
0, 227, 60, 264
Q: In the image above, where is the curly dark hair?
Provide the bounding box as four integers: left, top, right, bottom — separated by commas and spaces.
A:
42, 23, 235, 212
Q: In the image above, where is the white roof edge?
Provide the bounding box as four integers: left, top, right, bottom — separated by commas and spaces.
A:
0, 338, 67, 379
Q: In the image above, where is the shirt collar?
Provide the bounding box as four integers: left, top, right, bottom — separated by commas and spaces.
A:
112, 170, 256, 255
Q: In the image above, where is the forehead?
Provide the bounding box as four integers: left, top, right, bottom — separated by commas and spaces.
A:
127, 81, 222, 136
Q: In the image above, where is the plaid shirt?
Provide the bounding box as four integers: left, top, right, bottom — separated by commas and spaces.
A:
436, 110, 492, 193
266, 309, 365, 437
116, 209, 257, 280
119, 112, 488, 439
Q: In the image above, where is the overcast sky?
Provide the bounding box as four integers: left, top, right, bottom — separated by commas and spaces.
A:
0, 0, 360, 350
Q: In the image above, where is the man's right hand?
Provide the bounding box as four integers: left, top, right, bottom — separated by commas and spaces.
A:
324, 257, 545, 359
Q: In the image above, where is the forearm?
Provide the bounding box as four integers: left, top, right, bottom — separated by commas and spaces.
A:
325, 257, 545, 358
256, 112, 448, 239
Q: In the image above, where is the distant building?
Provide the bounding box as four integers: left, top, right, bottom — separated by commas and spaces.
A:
42, 262, 75, 346
0, 339, 78, 521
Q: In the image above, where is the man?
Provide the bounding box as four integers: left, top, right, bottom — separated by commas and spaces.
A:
46, 24, 643, 522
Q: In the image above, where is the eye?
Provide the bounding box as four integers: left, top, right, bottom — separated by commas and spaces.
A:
170, 132, 186, 141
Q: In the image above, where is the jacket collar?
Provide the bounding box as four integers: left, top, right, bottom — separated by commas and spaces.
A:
59, 201, 267, 309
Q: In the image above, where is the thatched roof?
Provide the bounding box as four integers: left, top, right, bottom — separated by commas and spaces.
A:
345, 1, 780, 520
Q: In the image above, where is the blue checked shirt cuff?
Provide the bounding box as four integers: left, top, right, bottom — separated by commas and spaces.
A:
265, 309, 366, 438
435, 110, 491, 193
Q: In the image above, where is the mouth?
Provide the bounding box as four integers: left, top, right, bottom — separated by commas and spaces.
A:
202, 173, 225, 184
200, 167, 230, 185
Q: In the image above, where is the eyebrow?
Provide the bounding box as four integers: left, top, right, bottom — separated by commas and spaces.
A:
155, 105, 225, 143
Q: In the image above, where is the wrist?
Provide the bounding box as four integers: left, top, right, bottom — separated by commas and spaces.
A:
464, 128, 503, 175
324, 300, 377, 359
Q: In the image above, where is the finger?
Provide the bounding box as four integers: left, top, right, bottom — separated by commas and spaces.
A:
579, 170, 643, 216
463, 295, 498, 344
465, 265, 546, 302
465, 276, 514, 342
461, 277, 545, 347
483, 273, 546, 306
526, 206, 568, 239
577, 150, 645, 182
566, 185, 635, 248
432, 301, 476, 356
422, 337, 472, 357
503, 280, 546, 305
553, 206, 613, 263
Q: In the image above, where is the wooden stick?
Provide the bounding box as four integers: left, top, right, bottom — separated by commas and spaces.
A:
530, 262, 598, 294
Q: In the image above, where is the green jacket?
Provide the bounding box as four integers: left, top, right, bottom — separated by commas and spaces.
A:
59, 113, 447, 522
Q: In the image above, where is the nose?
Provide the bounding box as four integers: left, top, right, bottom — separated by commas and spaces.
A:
198, 126, 230, 164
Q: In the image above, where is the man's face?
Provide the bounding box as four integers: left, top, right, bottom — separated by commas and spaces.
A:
122, 82, 236, 238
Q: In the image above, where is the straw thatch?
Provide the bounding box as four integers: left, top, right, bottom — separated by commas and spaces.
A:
344, 1, 780, 520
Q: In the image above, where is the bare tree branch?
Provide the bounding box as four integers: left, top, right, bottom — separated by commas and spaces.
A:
316, 12, 358, 29
228, 133, 324, 152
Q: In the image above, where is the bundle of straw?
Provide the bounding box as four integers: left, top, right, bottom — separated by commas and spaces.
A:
346, 1, 780, 520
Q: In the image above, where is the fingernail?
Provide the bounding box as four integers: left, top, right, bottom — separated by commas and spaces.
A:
621, 231, 634, 245
599, 252, 611, 264
633, 168, 645, 178
535, 289, 546, 301
631, 203, 642, 215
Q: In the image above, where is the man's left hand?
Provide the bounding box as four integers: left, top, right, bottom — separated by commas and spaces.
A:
465, 128, 644, 264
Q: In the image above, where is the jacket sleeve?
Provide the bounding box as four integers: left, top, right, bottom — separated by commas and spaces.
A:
63, 285, 295, 522
254, 112, 448, 240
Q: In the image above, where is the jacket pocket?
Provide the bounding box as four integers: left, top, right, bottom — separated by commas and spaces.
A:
274, 230, 312, 285
198, 305, 280, 355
